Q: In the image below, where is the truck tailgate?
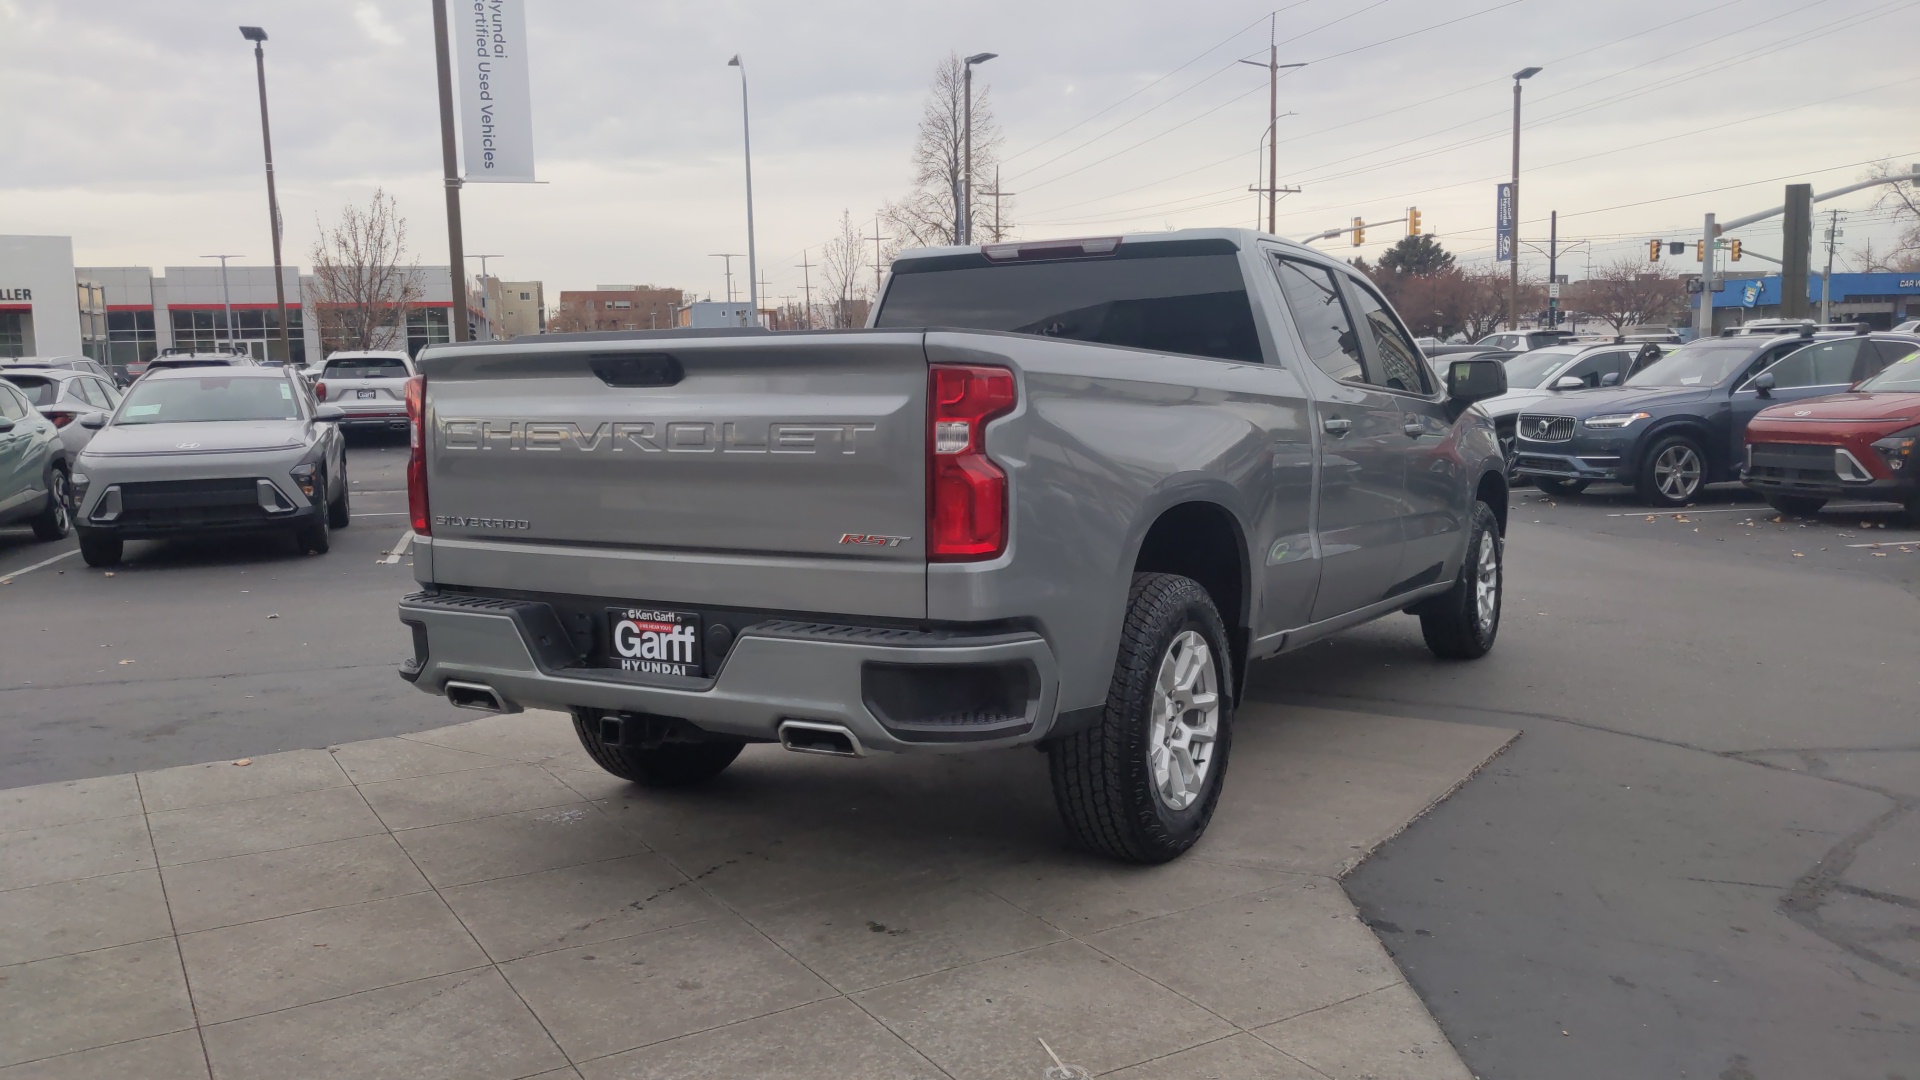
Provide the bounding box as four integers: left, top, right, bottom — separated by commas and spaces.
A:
416, 332, 930, 618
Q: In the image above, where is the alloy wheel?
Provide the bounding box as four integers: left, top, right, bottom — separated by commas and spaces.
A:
51, 471, 72, 532
1148, 630, 1221, 811
1474, 529, 1499, 633
1653, 444, 1702, 500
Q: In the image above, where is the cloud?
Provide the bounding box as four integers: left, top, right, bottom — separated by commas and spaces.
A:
354, 2, 404, 48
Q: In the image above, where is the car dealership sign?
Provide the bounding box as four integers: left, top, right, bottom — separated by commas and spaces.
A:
458, 0, 536, 183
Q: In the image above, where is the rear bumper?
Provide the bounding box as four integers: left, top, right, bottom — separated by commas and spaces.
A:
397, 591, 1061, 754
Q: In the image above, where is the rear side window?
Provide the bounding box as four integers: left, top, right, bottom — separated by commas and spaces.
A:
2, 375, 56, 405
874, 252, 1263, 364
1755, 340, 1859, 390
1272, 258, 1366, 383
323, 356, 410, 379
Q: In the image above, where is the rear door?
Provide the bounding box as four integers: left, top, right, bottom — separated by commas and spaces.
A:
0, 386, 34, 516
1271, 256, 1407, 622
1730, 340, 1864, 460
418, 333, 930, 617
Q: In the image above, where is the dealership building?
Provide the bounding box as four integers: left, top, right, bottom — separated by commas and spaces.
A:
1708, 270, 1920, 329
2, 233, 505, 372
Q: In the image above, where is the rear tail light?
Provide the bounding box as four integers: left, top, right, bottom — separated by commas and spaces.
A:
928, 364, 1016, 561
314, 381, 328, 401
405, 374, 429, 535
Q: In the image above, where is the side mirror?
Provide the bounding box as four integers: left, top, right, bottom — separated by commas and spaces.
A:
0, 417, 14, 434
1447, 357, 1508, 404
79, 412, 108, 430
315, 405, 346, 422
1751, 372, 1776, 398
1552, 375, 1585, 391
1600, 372, 1622, 387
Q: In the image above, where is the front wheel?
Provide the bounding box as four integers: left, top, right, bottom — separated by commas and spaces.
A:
1763, 493, 1827, 517
327, 465, 351, 529
1532, 476, 1588, 497
1416, 501, 1503, 660
571, 712, 745, 787
1049, 573, 1234, 864
295, 514, 330, 555
1637, 434, 1707, 507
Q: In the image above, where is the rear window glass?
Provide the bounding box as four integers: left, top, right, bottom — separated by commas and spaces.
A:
875, 252, 1262, 364
117, 377, 300, 424
323, 356, 409, 378
0, 375, 56, 405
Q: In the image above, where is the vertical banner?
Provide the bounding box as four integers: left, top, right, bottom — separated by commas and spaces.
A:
458, 0, 536, 183
1494, 183, 1514, 262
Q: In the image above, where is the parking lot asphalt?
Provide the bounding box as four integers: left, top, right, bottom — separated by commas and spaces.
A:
1257, 481, 1920, 1080
4, 449, 1917, 1079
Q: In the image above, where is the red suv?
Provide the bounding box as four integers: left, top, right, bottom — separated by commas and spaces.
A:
1743, 343, 1920, 522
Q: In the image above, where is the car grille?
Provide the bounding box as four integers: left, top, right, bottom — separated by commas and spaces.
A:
117, 479, 270, 527
1515, 455, 1572, 473
1517, 414, 1576, 443
1747, 443, 1837, 484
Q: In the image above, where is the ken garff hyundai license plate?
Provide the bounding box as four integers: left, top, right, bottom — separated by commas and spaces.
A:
608, 608, 701, 676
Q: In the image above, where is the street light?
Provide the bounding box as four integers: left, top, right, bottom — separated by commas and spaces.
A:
239, 26, 292, 363
726, 56, 759, 326
962, 52, 997, 245
1507, 65, 1541, 331
201, 255, 243, 352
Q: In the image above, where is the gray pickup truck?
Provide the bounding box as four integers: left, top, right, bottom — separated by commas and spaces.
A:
397, 229, 1510, 862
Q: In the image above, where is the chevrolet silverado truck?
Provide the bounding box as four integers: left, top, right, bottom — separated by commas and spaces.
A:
397, 229, 1511, 862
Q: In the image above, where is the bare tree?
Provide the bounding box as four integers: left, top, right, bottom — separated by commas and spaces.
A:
818, 210, 870, 329
1451, 266, 1536, 342
1564, 260, 1687, 335
1862, 160, 1920, 271
306, 190, 422, 355
886, 53, 1007, 248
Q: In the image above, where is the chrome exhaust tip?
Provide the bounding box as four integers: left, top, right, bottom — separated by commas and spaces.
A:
777, 720, 865, 758
445, 680, 513, 713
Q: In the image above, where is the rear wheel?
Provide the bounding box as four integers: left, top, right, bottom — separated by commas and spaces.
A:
1637, 434, 1707, 507
327, 465, 351, 529
78, 531, 122, 567
1049, 573, 1234, 864
570, 711, 745, 787
29, 465, 72, 541
1763, 493, 1827, 517
1533, 476, 1588, 497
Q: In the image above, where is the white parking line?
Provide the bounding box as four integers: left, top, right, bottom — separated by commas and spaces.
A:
1846, 541, 1920, 548
0, 548, 78, 580
1606, 503, 1891, 518
382, 530, 416, 564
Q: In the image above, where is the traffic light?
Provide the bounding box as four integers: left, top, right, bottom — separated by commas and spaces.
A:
1407, 207, 1422, 237
1649, 239, 1661, 262
1351, 217, 1365, 247
1696, 240, 1706, 262
1730, 239, 1742, 262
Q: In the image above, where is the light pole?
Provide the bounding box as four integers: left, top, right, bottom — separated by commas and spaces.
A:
1507, 65, 1541, 331
239, 27, 292, 362
466, 255, 502, 339
961, 52, 997, 245
709, 253, 743, 305
429, 0, 468, 342
727, 56, 759, 326
201, 254, 243, 352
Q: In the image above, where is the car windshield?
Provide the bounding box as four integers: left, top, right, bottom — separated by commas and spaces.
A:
1502, 347, 1582, 389
0, 375, 57, 405
1856, 347, 1920, 392
323, 356, 409, 378
1626, 340, 1767, 387
115, 376, 300, 424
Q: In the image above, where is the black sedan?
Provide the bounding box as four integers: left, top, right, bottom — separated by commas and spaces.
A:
1511, 330, 1920, 506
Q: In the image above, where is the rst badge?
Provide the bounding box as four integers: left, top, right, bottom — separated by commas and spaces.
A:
839, 533, 911, 547
608, 608, 701, 676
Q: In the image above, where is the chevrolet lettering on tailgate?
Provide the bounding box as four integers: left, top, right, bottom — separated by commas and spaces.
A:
438, 419, 876, 454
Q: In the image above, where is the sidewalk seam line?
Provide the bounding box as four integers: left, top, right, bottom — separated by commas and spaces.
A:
134, 770, 216, 1080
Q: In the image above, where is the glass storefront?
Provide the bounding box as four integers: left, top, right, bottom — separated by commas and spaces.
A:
107, 310, 158, 367
168, 307, 306, 364
406, 307, 450, 357
0, 312, 29, 357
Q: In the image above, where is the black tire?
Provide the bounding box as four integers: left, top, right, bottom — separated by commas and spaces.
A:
29, 465, 72, 541
1763, 493, 1827, 517
78, 531, 122, 568
327, 466, 351, 529
1636, 433, 1707, 507
1532, 476, 1588, 497
1048, 573, 1235, 864
1415, 501, 1503, 660
296, 514, 330, 555
570, 712, 745, 787
1901, 495, 1920, 529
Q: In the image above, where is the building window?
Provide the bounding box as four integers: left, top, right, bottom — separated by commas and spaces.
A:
168, 307, 305, 364
107, 310, 158, 368
519, 292, 531, 301
406, 307, 450, 357
0, 312, 29, 358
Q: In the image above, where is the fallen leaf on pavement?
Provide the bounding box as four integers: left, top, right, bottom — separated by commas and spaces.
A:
233, 759, 252, 766
117, 659, 134, 665
103, 571, 114, 577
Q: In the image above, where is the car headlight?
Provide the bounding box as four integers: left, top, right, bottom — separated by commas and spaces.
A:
1583, 412, 1651, 429
70, 472, 90, 498
1872, 425, 1920, 472
289, 461, 320, 499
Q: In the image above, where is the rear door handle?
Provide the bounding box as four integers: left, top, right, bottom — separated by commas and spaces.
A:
1322, 417, 1354, 436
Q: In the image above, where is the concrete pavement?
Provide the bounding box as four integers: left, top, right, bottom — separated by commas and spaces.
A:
0, 703, 1514, 1080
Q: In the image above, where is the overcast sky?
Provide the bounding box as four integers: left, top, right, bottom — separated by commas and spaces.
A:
4, 0, 1916, 305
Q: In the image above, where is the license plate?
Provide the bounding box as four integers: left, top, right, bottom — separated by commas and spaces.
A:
356, 389, 377, 399
606, 608, 702, 676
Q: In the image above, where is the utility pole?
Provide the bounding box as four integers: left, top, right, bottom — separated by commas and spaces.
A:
201, 254, 243, 350
709, 253, 742, 304
1237, 22, 1304, 234
961, 53, 998, 245
1546, 211, 1558, 329
978, 168, 1014, 242
1694, 212, 1717, 340
757, 271, 771, 323
240, 27, 293, 360
1819, 209, 1844, 324
795, 253, 814, 330
864, 213, 892, 299
1780, 184, 1813, 320
428, 1, 468, 342
1506, 67, 1541, 330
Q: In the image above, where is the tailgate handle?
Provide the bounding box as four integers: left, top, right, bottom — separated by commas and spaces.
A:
589, 353, 684, 388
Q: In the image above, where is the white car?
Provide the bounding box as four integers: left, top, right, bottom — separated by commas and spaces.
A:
312, 350, 414, 432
